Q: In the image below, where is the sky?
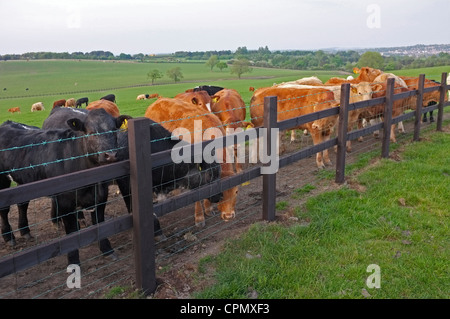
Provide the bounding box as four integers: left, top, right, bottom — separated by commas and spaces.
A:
0, 0, 448, 55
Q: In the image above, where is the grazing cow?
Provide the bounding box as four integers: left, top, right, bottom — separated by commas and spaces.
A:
148, 93, 159, 99
0, 109, 127, 265
101, 94, 116, 103
65, 98, 76, 107
136, 94, 147, 100
86, 99, 120, 117
145, 98, 238, 227
53, 99, 66, 108
8, 107, 21, 114
193, 85, 224, 96
75, 97, 89, 108
31, 102, 45, 112
250, 87, 339, 169
249, 87, 255, 92
175, 90, 213, 112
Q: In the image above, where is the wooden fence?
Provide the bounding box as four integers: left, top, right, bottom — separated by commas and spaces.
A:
0, 73, 448, 296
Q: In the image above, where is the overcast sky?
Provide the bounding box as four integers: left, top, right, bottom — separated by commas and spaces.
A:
0, 0, 448, 55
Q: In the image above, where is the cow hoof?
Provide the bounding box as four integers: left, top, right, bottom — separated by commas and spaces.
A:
22, 233, 34, 241
195, 220, 206, 228
106, 252, 118, 262
7, 238, 17, 247
205, 209, 218, 217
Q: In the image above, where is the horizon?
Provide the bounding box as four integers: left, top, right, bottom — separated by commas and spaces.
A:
2, 43, 450, 57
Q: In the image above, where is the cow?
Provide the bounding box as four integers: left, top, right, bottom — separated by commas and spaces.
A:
145, 97, 238, 227
325, 67, 383, 85
53, 99, 66, 108
193, 85, 224, 96
148, 93, 159, 99
249, 87, 255, 92
75, 97, 89, 108
136, 94, 147, 100
0, 109, 127, 265
400, 76, 442, 123
86, 99, 120, 117
175, 90, 213, 112
8, 107, 21, 114
275, 81, 374, 152
31, 102, 45, 112
65, 98, 76, 107
101, 94, 116, 103
250, 87, 339, 169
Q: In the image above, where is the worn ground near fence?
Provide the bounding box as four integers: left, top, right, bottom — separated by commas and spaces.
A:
0, 116, 447, 299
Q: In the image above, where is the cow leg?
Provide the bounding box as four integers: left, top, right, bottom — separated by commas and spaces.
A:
321, 131, 333, 166
90, 183, 114, 258
0, 174, 15, 245
390, 124, 397, 143
309, 130, 325, 169
17, 201, 32, 240
195, 201, 205, 227
429, 111, 434, 123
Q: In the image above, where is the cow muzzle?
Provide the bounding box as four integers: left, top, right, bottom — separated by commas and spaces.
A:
102, 151, 117, 163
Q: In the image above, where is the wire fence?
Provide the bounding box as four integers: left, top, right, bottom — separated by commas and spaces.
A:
0, 71, 449, 298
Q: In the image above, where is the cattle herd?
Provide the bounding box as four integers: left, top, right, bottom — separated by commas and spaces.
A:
0, 67, 448, 265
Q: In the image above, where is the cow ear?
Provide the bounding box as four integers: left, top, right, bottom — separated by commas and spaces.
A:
212, 96, 219, 103
67, 118, 85, 131
117, 115, 132, 130
351, 86, 358, 94
191, 97, 199, 105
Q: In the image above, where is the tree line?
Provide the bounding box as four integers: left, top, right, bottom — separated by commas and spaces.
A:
1, 47, 450, 72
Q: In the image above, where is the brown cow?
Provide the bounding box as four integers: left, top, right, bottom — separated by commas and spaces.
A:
325, 67, 383, 85
174, 90, 212, 112
53, 99, 66, 108
250, 87, 339, 169
8, 107, 21, 114
211, 89, 248, 130
65, 98, 76, 107
86, 100, 120, 117
144, 98, 238, 227
249, 87, 255, 92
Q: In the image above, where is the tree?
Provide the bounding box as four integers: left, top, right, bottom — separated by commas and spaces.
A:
205, 55, 219, 71
147, 69, 163, 84
166, 67, 184, 82
216, 61, 228, 72
230, 58, 252, 79
358, 51, 384, 69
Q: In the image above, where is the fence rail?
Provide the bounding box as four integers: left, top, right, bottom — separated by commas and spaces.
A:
0, 72, 449, 295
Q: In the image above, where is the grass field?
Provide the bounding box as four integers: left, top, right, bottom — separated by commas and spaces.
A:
194, 123, 450, 299
1, 60, 449, 128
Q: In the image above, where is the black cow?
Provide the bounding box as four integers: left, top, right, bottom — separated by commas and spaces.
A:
101, 94, 116, 103
75, 97, 89, 108
0, 109, 126, 265
193, 85, 224, 96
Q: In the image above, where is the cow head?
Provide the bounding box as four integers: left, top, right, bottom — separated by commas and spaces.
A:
67, 108, 126, 165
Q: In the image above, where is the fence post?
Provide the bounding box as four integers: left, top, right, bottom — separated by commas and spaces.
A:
262, 96, 277, 221
335, 83, 350, 184
128, 117, 156, 296
413, 74, 425, 141
437, 72, 448, 131
382, 78, 395, 158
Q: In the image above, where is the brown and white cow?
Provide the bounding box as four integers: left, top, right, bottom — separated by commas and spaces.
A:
86, 100, 121, 118
31, 102, 45, 112
325, 67, 383, 85
144, 97, 238, 227
250, 87, 339, 169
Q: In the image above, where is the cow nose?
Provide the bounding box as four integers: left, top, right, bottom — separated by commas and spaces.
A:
104, 151, 117, 162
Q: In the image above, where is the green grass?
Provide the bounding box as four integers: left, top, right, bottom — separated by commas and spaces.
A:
2, 60, 448, 128
195, 127, 450, 299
